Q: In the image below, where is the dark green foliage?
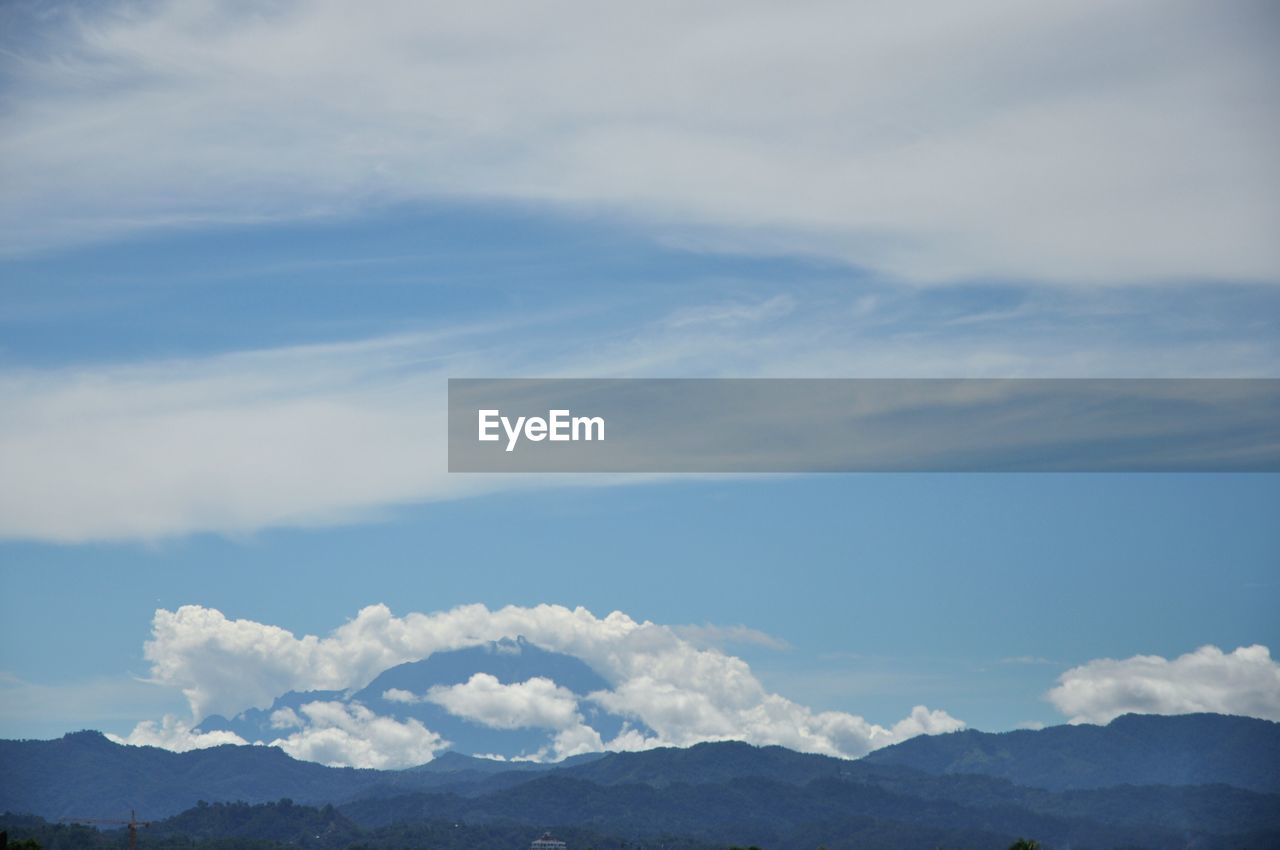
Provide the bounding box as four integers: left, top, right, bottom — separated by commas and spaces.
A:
5, 777, 1280, 850
0, 811, 717, 850
2, 830, 44, 850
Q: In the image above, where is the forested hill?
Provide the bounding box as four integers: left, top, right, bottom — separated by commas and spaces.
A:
4, 714, 1280, 849
862, 712, 1280, 792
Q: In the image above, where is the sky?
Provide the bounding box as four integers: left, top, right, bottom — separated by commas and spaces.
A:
1, 0, 1278, 766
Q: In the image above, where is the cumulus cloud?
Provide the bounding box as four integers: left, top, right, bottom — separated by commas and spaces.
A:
139, 602, 963, 761
109, 698, 449, 768
268, 701, 448, 769
423, 674, 604, 761
1046, 644, 1280, 725
270, 707, 303, 729
426, 674, 584, 731
1, 1, 1276, 283
108, 714, 247, 752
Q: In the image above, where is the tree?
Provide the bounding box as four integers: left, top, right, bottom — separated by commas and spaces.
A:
1008, 840, 1040, 850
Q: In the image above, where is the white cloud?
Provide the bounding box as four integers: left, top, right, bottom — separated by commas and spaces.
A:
423, 673, 604, 761
109, 694, 449, 768
663, 297, 797, 330
672, 623, 792, 651
138, 602, 963, 761
108, 713, 248, 752
549, 723, 607, 761
2, 309, 1270, 544
269, 707, 303, 729
2, 1, 1276, 283
269, 701, 448, 769
1000, 656, 1054, 666
426, 674, 584, 731
1045, 644, 1280, 725
0, 334, 490, 543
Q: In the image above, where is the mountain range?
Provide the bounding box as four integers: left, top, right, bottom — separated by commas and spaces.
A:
2, 713, 1278, 850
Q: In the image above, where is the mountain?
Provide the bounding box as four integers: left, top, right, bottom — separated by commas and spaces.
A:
5, 714, 1280, 850
554, 739, 859, 787
337, 773, 1280, 850
197, 637, 640, 759
0, 806, 689, 850
863, 712, 1280, 793
6, 777, 1278, 850
0, 731, 544, 821
0, 731, 374, 821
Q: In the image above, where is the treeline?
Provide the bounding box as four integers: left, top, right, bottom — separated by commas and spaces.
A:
0, 807, 716, 850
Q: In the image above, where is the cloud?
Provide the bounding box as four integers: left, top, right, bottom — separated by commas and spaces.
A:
2, 1, 1276, 283
0, 333, 485, 543
0, 671, 188, 735
1045, 644, 1280, 725
1000, 656, 1054, 666
107, 692, 448, 770
270, 707, 303, 729
426, 674, 584, 731
663, 296, 797, 330
108, 714, 248, 752
422, 674, 606, 761
671, 623, 792, 651
139, 602, 963, 761
3, 304, 1272, 543
268, 701, 448, 769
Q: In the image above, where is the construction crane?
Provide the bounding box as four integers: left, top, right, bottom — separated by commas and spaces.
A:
63, 810, 153, 850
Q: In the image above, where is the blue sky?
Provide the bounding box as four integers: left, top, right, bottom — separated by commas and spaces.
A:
1, 1, 1278, 764
3, 471, 1278, 741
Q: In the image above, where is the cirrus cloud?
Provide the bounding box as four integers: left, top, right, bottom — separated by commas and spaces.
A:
2, 1, 1276, 283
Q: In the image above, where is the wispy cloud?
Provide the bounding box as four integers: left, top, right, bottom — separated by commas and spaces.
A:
0, 671, 187, 734
1, 291, 1274, 542
2, 1, 1276, 283
672, 623, 792, 651
1000, 656, 1055, 666
662, 296, 796, 330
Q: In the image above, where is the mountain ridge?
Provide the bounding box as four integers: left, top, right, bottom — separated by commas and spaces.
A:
3, 712, 1278, 850
862, 711, 1280, 793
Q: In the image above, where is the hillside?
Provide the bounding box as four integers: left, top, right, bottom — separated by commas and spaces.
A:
0, 732, 518, 821
5, 779, 1278, 850
4, 714, 1280, 849
863, 712, 1280, 792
